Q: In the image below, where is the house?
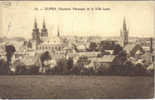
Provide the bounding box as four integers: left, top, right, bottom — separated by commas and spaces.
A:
99, 40, 116, 50
76, 44, 87, 52
105, 50, 114, 55
76, 51, 100, 58
63, 43, 77, 54
88, 55, 116, 69
123, 44, 145, 57
71, 51, 101, 65
20, 55, 41, 66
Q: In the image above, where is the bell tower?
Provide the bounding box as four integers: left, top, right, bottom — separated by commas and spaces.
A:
31, 18, 40, 50
32, 18, 40, 41
41, 19, 48, 38
120, 17, 129, 47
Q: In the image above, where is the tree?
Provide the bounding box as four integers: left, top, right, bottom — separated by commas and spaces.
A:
74, 56, 91, 74
66, 57, 73, 71
113, 44, 123, 55
40, 51, 51, 73
55, 58, 69, 74
97, 50, 110, 57
27, 41, 32, 48
118, 50, 128, 64
134, 63, 146, 75
89, 42, 97, 51
123, 61, 135, 75
0, 59, 8, 74
40, 51, 51, 67
5, 45, 16, 67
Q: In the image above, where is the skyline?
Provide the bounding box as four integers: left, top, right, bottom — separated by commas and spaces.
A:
0, 1, 154, 39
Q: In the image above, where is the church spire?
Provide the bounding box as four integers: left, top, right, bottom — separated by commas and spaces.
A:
57, 27, 60, 37
123, 17, 127, 31
120, 17, 129, 47
32, 17, 40, 41
40, 18, 48, 37
43, 18, 46, 28
34, 17, 38, 28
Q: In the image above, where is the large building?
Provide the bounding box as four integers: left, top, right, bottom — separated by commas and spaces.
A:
29, 18, 64, 55
120, 17, 129, 47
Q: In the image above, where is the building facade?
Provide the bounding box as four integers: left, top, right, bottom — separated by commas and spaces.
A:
29, 18, 64, 54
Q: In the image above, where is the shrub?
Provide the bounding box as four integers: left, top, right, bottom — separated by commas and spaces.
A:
46, 67, 57, 74
96, 64, 111, 75
0, 59, 9, 75
133, 63, 146, 75
15, 65, 28, 75
28, 65, 40, 75
70, 64, 83, 75
48, 58, 73, 75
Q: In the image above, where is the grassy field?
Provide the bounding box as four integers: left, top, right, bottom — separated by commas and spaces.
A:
0, 75, 154, 99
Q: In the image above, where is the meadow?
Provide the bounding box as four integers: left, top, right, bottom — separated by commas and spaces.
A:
0, 75, 154, 99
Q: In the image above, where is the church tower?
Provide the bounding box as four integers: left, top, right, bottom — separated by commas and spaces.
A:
57, 27, 60, 37
41, 19, 48, 38
32, 18, 40, 41
120, 17, 129, 47
31, 18, 40, 50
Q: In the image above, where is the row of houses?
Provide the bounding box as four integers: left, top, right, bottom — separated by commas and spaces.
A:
0, 37, 154, 73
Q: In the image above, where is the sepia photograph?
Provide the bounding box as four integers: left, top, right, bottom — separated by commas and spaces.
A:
0, 1, 154, 99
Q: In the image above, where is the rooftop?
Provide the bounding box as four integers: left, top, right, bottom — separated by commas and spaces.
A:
89, 55, 116, 63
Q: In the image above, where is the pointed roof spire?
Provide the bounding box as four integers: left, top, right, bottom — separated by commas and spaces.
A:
43, 18, 46, 28
123, 16, 127, 30
120, 29, 122, 34
123, 17, 126, 25
34, 17, 37, 28
57, 26, 60, 37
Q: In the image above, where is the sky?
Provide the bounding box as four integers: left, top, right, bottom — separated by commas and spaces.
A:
0, 1, 154, 39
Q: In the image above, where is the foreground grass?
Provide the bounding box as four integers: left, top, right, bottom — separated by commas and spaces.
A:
0, 75, 154, 99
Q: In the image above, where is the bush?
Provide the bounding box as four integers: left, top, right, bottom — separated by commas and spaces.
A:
13, 60, 40, 75
54, 58, 68, 74
133, 63, 146, 75
46, 67, 57, 74
15, 65, 28, 75
70, 64, 84, 75
96, 64, 111, 75
28, 65, 40, 75
0, 59, 10, 75
83, 67, 95, 75
47, 58, 73, 75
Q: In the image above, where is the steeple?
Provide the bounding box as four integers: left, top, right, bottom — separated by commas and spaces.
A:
32, 17, 40, 41
34, 17, 38, 29
120, 17, 129, 47
41, 18, 48, 37
123, 17, 127, 32
57, 27, 60, 37
43, 18, 46, 28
